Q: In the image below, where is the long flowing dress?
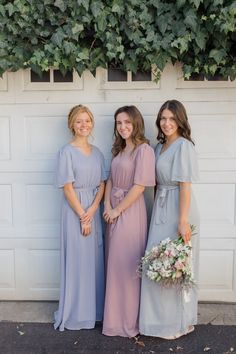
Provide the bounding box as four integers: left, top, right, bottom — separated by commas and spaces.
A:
54, 144, 106, 331
102, 143, 155, 337
139, 137, 200, 338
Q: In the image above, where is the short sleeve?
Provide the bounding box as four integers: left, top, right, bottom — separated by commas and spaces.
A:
56, 146, 75, 188
171, 139, 199, 183
134, 144, 156, 186
100, 150, 107, 181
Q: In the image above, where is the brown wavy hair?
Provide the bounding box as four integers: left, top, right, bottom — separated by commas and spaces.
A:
156, 100, 194, 145
68, 104, 94, 136
112, 105, 149, 156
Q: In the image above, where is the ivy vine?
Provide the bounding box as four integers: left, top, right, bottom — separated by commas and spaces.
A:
0, 0, 235, 80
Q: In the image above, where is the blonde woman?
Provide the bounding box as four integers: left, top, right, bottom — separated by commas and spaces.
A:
54, 105, 106, 331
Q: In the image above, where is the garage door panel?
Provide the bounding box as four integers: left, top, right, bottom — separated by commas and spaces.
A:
0, 117, 10, 160
24, 116, 69, 159
26, 184, 61, 225
29, 250, 60, 290
191, 115, 235, 159
193, 184, 235, 225
0, 250, 15, 288
199, 250, 234, 290
0, 185, 13, 226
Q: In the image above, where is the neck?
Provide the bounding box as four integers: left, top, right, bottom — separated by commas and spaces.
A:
124, 139, 135, 151
72, 136, 89, 146
165, 134, 179, 145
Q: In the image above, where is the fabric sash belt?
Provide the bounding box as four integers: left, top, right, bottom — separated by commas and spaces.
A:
112, 186, 129, 202
155, 185, 179, 224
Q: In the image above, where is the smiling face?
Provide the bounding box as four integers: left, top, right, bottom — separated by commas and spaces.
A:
72, 111, 93, 138
115, 112, 134, 142
160, 108, 179, 140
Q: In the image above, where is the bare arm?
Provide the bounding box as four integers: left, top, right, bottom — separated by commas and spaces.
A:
103, 184, 145, 223
178, 182, 192, 243
63, 183, 91, 236
63, 183, 85, 217
104, 178, 112, 211
82, 181, 105, 223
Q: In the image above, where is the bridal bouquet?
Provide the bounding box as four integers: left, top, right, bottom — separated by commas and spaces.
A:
139, 226, 196, 288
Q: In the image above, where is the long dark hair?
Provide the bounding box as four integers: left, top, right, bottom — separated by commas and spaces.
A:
112, 105, 149, 157
156, 100, 194, 145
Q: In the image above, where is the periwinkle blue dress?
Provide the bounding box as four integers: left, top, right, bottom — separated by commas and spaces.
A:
54, 144, 106, 331
139, 137, 200, 338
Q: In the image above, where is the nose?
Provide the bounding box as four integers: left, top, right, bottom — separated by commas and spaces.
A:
120, 122, 126, 130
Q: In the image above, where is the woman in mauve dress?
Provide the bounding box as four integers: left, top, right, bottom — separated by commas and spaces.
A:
102, 105, 155, 337
139, 100, 200, 340
54, 105, 106, 331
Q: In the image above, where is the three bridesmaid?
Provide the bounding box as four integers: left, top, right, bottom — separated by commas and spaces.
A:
55, 100, 199, 340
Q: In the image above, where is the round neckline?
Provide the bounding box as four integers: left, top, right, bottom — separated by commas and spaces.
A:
69, 143, 93, 157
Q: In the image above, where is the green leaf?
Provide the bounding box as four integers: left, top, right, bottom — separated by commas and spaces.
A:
77, 0, 89, 11
5, 3, 15, 16
209, 49, 226, 65
190, 0, 202, 9
176, 0, 186, 9
54, 0, 66, 12
96, 15, 106, 32
184, 9, 198, 31
91, 1, 103, 17
0, 5, 6, 16
51, 29, 66, 47
154, 52, 169, 71
158, 16, 168, 35
72, 23, 84, 34
195, 31, 207, 50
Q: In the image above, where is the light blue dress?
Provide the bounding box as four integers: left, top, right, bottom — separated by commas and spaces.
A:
54, 144, 106, 331
139, 137, 200, 338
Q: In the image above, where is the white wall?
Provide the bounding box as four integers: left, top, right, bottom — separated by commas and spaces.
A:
0, 64, 235, 301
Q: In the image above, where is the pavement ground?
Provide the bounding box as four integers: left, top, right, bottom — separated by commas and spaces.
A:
0, 302, 235, 354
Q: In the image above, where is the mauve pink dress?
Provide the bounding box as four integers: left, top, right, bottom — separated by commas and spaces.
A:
102, 143, 155, 337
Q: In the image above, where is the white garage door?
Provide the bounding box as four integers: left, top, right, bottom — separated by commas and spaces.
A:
0, 67, 235, 301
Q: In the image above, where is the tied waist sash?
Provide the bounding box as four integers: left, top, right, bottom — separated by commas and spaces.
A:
73, 186, 98, 193
112, 186, 129, 202
155, 185, 179, 224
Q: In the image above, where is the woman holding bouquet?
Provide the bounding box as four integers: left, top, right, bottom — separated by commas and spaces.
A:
102, 106, 155, 337
139, 100, 199, 339
54, 105, 106, 331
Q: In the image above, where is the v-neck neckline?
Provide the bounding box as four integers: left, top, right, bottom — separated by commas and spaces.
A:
69, 143, 93, 157
159, 137, 182, 156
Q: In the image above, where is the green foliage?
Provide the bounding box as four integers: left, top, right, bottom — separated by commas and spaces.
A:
0, 0, 235, 79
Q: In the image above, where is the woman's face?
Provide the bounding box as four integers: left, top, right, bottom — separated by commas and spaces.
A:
73, 112, 93, 137
116, 112, 134, 141
160, 108, 179, 140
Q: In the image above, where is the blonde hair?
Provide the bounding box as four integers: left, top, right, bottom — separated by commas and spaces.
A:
68, 105, 94, 136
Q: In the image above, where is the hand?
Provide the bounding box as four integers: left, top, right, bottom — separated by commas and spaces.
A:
80, 205, 96, 224
103, 208, 120, 224
178, 222, 192, 244
81, 222, 92, 236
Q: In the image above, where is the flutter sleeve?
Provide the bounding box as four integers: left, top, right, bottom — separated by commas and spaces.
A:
100, 150, 107, 181
171, 139, 199, 183
134, 144, 156, 186
56, 146, 75, 188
